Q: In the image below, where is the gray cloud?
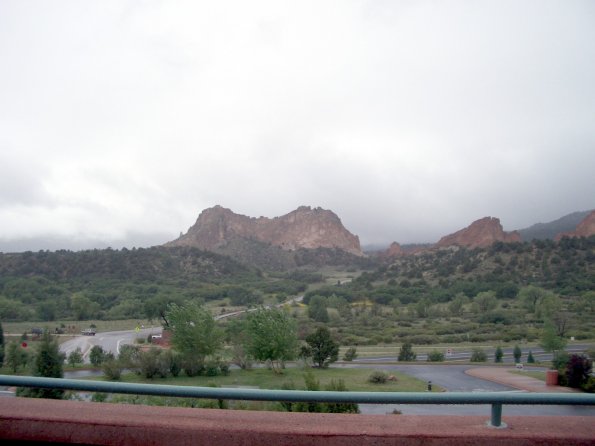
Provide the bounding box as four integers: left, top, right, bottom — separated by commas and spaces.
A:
0, 0, 594, 249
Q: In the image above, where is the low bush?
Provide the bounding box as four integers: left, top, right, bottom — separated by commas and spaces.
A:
470, 348, 487, 362
368, 370, 389, 384
343, 347, 358, 361
427, 350, 445, 362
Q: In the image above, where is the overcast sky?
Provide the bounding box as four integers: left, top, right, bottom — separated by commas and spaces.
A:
1, 1, 594, 251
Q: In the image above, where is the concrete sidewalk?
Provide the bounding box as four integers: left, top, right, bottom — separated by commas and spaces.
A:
466, 367, 579, 393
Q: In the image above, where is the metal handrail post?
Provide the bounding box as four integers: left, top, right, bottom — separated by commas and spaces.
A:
490, 403, 504, 428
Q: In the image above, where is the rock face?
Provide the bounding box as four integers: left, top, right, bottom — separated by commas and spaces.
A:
555, 210, 595, 240
166, 205, 363, 256
435, 217, 521, 249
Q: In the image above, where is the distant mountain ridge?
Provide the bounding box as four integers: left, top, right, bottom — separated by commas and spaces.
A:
518, 210, 593, 241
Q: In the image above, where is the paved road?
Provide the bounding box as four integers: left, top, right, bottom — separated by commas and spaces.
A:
60, 327, 162, 361
341, 363, 595, 416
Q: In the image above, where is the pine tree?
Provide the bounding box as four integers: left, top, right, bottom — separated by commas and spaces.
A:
398, 342, 416, 361
495, 346, 503, 363
513, 345, 522, 363
17, 331, 65, 399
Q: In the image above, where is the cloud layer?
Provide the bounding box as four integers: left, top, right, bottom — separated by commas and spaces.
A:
1, 1, 594, 249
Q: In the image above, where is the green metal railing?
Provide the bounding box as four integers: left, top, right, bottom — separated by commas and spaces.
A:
2, 375, 594, 428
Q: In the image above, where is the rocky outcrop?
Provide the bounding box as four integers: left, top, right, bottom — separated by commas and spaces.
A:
555, 210, 595, 240
378, 242, 404, 258
166, 205, 363, 256
435, 217, 521, 249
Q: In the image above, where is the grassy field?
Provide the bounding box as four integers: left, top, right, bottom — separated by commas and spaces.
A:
111, 366, 441, 393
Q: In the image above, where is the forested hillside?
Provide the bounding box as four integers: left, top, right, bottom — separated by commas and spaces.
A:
0, 237, 593, 348
300, 236, 594, 346
0, 247, 312, 322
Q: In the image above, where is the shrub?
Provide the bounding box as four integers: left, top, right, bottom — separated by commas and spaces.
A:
343, 347, 358, 361
565, 354, 592, 389
139, 349, 168, 379
427, 350, 445, 362
368, 370, 389, 384
102, 359, 122, 381
205, 360, 220, 376
323, 379, 359, 413
162, 350, 182, 377
527, 351, 535, 363
182, 356, 205, 377
398, 342, 416, 361
470, 348, 487, 362
582, 376, 595, 393
552, 352, 570, 371
91, 392, 108, 403
118, 344, 141, 369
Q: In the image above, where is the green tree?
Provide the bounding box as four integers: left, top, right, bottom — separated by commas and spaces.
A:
67, 348, 84, 368
448, 294, 467, 316
18, 332, 64, 399
167, 301, 222, 360
575, 291, 595, 314
513, 345, 522, 363
474, 291, 498, 313
70, 292, 100, 320
519, 286, 548, 314
303, 327, 339, 368
244, 307, 298, 373
494, 346, 503, 363
6, 342, 29, 373
226, 318, 252, 370
398, 342, 416, 361
527, 351, 535, 363
307, 296, 329, 323
89, 345, 106, 366
415, 298, 431, 318
540, 319, 567, 356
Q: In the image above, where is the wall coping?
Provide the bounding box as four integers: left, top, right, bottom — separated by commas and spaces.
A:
1, 397, 594, 445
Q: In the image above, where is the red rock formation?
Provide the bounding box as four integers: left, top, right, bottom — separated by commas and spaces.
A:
379, 242, 404, 258
555, 210, 595, 240
166, 205, 363, 256
435, 217, 520, 249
